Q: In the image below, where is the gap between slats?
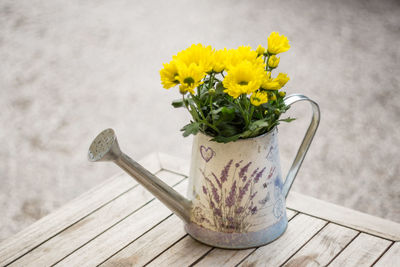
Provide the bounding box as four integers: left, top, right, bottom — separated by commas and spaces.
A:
0, 153, 162, 266
2, 173, 140, 267
142, 211, 300, 267
53, 176, 189, 266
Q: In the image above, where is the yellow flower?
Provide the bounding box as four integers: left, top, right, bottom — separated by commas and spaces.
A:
274, 73, 290, 87
267, 32, 290, 55
226, 46, 264, 70
176, 63, 205, 94
222, 61, 265, 98
212, 48, 228, 73
256, 45, 266, 56
261, 72, 281, 90
160, 60, 180, 89
268, 55, 280, 68
250, 91, 269, 106
278, 91, 286, 97
173, 43, 213, 73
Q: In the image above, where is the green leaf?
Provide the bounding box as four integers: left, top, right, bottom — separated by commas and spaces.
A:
218, 122, 240, 137
279, 117, 296, 123
248, 119, 270, 131
238, 129, 254, 139
181, 122, 201, 137
171, 99, 184, 108
215, 82, 225, 94
211, 134, 241, 143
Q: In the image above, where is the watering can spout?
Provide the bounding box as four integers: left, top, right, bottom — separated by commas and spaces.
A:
88, 129, 192, 223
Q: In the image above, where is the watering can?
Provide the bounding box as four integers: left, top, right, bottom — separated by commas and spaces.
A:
88, 94, 320, 249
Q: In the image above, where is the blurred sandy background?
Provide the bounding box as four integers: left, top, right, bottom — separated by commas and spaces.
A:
1, 0, 399, 242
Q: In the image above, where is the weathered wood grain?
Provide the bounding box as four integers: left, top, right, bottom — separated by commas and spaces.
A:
283, 223, 358, 267
287, 192, 400, 241
328, 233, 392, 267
374, 242, 400, 267
0, 153, 161, 266
146, 235, 211, 267
55, 180, 188, 267
194, 209, 298, 267
159, 156, 400, 242
238, 214, 327, 267
101, 215, 186, 267
3, 153, 400, 267
158, 152, 190, 176
9, 170, 183, 267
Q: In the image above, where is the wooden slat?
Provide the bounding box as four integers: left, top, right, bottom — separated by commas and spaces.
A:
194, 209, 298, 267
158, 152, 190, 176
374, 242, 400, 267
159, 156, 400, 242
328, 233, 392, 267
0, 153, 161, 266
287, 192, 400, 241
55, 180, 188, 267
282, 223, 358, 267
238, 214, 327, 266
146, 235, 211, 267
9, 170, 183, 267
101, 215, 185, 266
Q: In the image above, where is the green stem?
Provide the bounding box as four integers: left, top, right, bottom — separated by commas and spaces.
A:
266, 54, 271, 72
209, 95, 213, 116
235, 97, 248, 127
208, 72, 214, 88
249, 105, 254, 122
191, 94, 206, 120
202, 119, 220, 134
182, 94, 189, 111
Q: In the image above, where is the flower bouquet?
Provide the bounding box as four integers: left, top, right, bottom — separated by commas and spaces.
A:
160, 32, 295, 143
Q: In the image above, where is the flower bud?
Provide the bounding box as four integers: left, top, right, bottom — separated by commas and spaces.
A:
268, 55, 280, 68
256, 45, 266, 56
209, 88, 216, 95
278, 91, 286, 97
274, 109, 281, 115
268, 92, 277, 101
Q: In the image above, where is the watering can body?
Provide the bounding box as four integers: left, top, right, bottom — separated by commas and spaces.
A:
186, 128, 288, 248
88, 94, 320, 249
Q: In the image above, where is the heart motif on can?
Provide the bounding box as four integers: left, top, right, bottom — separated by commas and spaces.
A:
200, 145, 215, 162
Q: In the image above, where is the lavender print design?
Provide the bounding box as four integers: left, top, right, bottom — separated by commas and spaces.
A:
273, 176, 284, 219
195, 159, 270, 233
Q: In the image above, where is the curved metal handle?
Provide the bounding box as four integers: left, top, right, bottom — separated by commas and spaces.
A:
282, 94, 320, 198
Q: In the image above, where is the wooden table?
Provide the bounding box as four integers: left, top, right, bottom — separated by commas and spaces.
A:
1, 153, 399, 267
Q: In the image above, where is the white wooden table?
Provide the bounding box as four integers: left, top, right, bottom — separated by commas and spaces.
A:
0, 153, 399, 267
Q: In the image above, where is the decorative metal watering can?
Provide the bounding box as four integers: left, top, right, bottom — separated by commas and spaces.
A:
88, 94, 320, 249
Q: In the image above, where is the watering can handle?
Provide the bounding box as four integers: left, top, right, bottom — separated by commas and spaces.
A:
281, 94, 320, 198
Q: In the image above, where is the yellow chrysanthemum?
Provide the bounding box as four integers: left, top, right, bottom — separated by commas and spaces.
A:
177, 63, 205, 94
268, 55, 280, 68
256, 45, 266, 56
225, 46, 264, 70
212, 48, 228, 73
160, 61, 179, 89
267, 32, 290, 55
173, 44, 213, 73
274, 73, 290, 87
250, 91, 269, 106
261, 72, 281, 90
222, 61, 265, 98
